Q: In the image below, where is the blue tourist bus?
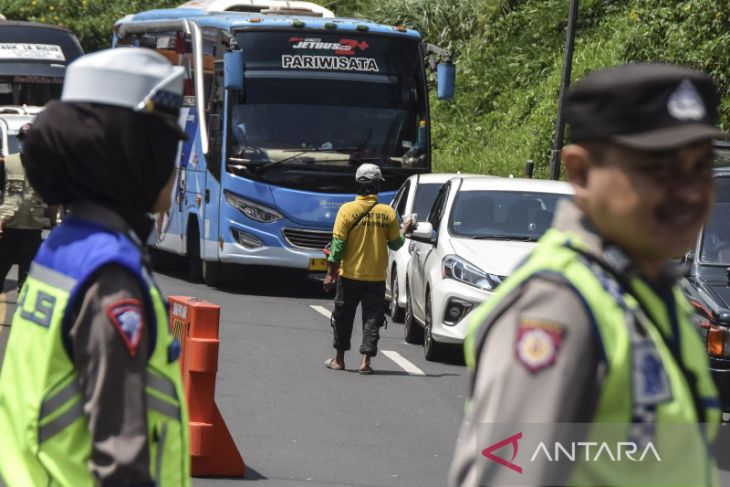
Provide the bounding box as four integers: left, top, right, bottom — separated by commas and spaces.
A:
114, 0, 454, 285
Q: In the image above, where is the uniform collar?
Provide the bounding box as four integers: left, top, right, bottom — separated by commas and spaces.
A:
553, 199, 680, 284
68, 201, 149, 248
356, 194, 378, 202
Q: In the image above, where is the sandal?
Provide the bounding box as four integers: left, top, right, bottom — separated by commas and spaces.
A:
324, 358, 345, 370
358, 365, 373, 375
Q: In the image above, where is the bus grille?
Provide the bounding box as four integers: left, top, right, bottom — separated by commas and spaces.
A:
282, 228, 332, 250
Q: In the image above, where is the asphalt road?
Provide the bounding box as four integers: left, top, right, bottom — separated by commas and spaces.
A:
0, 264, 468, 487
3, 263, 730, 486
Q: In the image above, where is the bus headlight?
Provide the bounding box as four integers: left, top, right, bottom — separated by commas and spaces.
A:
224, 191, 283, 223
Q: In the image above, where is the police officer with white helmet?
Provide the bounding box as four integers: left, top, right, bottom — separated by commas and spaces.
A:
0, 48, 190, 486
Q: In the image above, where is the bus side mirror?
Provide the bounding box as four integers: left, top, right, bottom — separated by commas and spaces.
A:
224, 50, 244, 91
437, 62, 455, 100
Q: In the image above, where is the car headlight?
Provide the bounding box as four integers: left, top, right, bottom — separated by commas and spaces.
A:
442, 255, 501, 291
224, 191, 283, 223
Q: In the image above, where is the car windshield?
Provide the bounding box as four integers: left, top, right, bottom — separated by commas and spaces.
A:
716, 141, 730, 167
449, 190, 569, 240
700, 176, 730, 264
0, 77, 62, 106
412, 183, 441, 220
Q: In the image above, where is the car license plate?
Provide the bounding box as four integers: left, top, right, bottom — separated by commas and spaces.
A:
308, 258, 328, 271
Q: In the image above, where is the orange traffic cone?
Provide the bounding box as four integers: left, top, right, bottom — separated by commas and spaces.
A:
169, 296, 245, 477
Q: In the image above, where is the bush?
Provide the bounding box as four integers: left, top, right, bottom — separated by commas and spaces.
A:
5, 0, 726, 176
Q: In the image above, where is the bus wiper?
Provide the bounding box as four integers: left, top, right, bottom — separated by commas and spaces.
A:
282, 147, 361, 153
379, 165, 419, 172
254, 150, 317, 174
255, 146, 363, 173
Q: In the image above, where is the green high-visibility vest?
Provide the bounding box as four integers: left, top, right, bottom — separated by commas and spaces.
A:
0, 263, 191, 486
465, 228, 720, 486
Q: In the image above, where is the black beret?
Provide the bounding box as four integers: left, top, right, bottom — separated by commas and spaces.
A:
566, 63, 724, 150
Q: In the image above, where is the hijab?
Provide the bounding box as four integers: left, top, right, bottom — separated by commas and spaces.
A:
23, 101, 183, 239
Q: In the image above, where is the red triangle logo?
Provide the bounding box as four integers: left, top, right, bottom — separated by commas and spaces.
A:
481, 432, 523, 474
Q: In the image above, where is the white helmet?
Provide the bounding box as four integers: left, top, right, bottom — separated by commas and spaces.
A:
62, 47, 185, 121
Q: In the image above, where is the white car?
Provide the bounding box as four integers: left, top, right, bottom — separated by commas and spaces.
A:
386, 173, 468, 322
404, 176, 574, 361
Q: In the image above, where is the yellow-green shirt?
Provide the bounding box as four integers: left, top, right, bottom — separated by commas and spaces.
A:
332, 195, 401, 282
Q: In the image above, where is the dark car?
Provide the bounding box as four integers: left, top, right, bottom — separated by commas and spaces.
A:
681, 166, 730, 417
717, 139, 730, 167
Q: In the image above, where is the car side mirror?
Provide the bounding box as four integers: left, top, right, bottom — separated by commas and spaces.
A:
410, 221, 436, 244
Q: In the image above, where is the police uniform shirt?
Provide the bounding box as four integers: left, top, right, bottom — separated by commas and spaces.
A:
448, 199, 663, 487
0, 153, 45, 230
66, 202, 155, 486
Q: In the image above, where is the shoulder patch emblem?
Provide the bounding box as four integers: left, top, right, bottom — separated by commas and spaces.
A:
106, 299, 145, 356
515, 319, 565, 373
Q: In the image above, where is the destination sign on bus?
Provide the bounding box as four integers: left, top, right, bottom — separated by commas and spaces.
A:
236, 31, 418, 77
282, 55, 379, 72
283, 36, 378, 72
0, 43, 65, 61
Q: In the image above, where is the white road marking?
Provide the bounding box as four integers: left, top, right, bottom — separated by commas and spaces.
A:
309, 305, 425, 376
382, 350, 426, 376
310, 305, 332, 319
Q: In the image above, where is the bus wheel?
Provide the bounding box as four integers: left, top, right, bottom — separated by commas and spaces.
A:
203, 261, 225, 288
186, 221, 203, 282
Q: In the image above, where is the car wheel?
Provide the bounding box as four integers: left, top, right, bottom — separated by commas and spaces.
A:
423, 291, 444, 362
404, 280, 423, 344
389, 270, 405, 323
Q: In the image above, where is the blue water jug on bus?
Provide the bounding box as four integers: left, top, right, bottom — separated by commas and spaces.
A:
437, 62, 455, 100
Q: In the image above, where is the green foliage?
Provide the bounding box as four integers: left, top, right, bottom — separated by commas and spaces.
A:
318, 0, 730, 177
363, 0, 483, 58
4, 0, 727, 176
620, 0, 730, 131
2, 0, 179, 52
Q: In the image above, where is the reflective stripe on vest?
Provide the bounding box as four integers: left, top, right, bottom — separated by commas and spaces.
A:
37, 372, 182, 443
0, 221, 191, 487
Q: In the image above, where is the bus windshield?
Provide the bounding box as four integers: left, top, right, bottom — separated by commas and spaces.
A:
230, 30, 428, 192
0, 23, 83, 106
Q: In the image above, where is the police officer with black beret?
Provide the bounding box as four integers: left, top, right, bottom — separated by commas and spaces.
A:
449, 64, 725, 486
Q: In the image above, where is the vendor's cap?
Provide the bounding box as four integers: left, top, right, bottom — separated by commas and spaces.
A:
355, 163, 384, 183
566, 63, 724, 150
61, 47, 185, 136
